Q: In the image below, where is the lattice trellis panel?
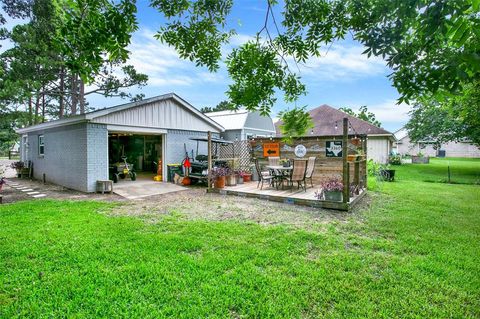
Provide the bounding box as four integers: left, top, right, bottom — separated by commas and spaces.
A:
218, 140, 252, 171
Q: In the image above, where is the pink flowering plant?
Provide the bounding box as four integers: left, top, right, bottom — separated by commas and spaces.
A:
320, 178, 344, 192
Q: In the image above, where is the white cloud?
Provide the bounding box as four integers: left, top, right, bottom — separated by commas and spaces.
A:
127, 28, 225, 88
297, 44, 388, 80
349, 99, 411, 125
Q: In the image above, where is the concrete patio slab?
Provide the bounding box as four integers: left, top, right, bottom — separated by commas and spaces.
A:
112, 180, 188, 200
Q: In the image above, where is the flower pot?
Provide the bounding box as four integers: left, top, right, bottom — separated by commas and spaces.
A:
351, 137, 361, 146
324, 191, 343, 202
226, 175, 237, 186
243, 174, 252, 182
347, 155, 357, 162
236, 175, 244, 184
182, 176, 191, 186
214, 176, 226, 188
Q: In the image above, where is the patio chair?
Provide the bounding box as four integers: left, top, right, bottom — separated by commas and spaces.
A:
285, 159, 308, 192
268, 156, 280, 166
254, 158, 275, 190
305, 156, 316, 188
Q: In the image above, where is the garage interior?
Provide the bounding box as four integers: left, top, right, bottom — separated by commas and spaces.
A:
108, 133, 163, 181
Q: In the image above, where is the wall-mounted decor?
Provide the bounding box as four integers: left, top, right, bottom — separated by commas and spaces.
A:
326, 141, 343, 157
308, 144, 322, 152
282, 144, 294, 152
263, 143, 280, 157
254, 144, 263, 152
294, 144, 307, 157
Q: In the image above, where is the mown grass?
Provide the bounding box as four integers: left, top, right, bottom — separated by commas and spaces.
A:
1, 159, 479, 318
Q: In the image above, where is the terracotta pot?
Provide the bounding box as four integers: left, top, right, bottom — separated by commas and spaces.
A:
242, 174, 252, 182
214, 176, 226, 188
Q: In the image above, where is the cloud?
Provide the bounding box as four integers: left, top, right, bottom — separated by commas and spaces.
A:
349, 99, 411, 127
297, 44, 388, 80
127, 28, 226, 88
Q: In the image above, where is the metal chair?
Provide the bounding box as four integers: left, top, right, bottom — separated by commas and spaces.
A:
305, 156, 316, 188
254, 159, 275, 190
286, 159, 308, 192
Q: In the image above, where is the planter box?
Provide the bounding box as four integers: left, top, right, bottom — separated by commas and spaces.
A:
412, 156, 429, 164
324, 191, 343, 202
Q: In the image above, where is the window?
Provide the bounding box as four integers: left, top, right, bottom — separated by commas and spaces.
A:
38, 135, 44, 156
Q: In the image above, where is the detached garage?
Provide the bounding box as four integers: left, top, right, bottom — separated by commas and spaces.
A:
17, 93, 224, 192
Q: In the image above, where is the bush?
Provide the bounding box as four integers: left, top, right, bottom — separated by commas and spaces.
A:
389, 155, 402, 165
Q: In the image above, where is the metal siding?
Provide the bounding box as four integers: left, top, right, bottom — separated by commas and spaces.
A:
367, 137, 389, 164
165, 129, 219, 165
92, 99, 220, 132
244, 112, 276, 133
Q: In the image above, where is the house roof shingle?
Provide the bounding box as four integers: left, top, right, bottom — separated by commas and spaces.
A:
275, 104, 393, 137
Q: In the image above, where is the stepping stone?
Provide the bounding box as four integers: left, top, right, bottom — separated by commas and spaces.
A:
32, 194, 47, 198
27, 191, 40, 195
21, 189, 34, 192
16, 187, 28, 190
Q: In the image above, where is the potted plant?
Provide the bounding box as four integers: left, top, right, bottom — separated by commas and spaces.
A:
242, 168, 252, 182
388, 154, 402, 165
235, 170, 247, 184
347, 154, 357, 162
10, 161, 25, 177
212, 167, 229, 189
350, 137, 361, 147
225, 168, 237, 186
280, 158, 291, 167
356, 149, 365, 161
318, 178, 344, 202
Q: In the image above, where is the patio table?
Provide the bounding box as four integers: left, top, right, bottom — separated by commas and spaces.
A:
266, 165, 292, 189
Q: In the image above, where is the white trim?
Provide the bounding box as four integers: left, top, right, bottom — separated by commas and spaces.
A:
162, 134, 167, 182
243, 126, 277, 133
16, 117, 86, 134
106, 124, 168, 135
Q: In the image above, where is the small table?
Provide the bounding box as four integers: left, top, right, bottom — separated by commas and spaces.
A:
97, 180, 113, 194
266, 165, 293, 189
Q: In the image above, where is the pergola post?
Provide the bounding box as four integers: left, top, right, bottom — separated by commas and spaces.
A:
207, 131, 212, 190
342, 117, 349, 203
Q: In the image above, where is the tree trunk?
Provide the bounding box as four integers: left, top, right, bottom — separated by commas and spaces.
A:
79, 79, 85, 114
71, 74, 77, 115
41, 87, 45, 123
59, 67, 65, 118
28, 96, 33, 126
34, 90, 40, 124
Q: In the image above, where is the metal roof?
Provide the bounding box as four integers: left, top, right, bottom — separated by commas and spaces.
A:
204, 109, 249, 130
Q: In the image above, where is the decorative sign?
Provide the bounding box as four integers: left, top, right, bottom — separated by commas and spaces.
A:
326, 141, 343, 157
282, 144, 294, 152
294, 144, 307, 158
263, 143, 280, 157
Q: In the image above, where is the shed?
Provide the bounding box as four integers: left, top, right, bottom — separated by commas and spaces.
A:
275, 104, 396, 164
205, 109, 276, 141
17, 93, 224, 192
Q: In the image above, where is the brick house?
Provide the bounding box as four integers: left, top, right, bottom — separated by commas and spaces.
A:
17, 93, 224, 192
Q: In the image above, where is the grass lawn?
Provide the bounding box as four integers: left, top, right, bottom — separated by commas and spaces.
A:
1, 159, 479, 318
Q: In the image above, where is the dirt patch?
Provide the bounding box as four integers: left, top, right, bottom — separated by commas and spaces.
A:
110, 189, 358, 230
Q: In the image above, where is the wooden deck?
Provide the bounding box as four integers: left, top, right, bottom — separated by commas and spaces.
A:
207, 181, 366, 211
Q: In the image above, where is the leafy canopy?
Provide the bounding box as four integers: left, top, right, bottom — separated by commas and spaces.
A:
278, 106, 314, 142
339, 106, 381, 127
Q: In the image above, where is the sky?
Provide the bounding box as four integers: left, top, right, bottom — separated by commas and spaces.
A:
2, 0, 411, 133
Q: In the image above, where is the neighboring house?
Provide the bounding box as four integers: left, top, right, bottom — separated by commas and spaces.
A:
204, 109, 276, 141
17, 93, 224, 192
393, 128, 480, 158
275, 104, 396, 164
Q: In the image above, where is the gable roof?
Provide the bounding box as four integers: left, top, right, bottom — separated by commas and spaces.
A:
275, 104, 394, 138
17, 93, 224, 134
204, 109, 250, 130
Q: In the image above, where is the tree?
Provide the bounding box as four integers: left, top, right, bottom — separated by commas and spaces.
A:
0, 0, 147, 126
406, 81, 480, 146
278, 106, 314, 143
339, 106, 381, 127
152, 0, 480, 113
200, 100, 236, 113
